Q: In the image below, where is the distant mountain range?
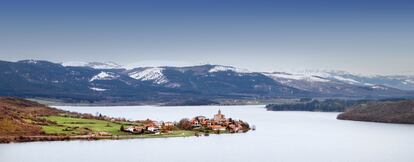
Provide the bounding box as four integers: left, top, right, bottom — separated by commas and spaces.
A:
0, 59, 413, 104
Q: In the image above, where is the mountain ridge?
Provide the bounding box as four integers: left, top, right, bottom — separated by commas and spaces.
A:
1, 59, 413, 104
60, 60, 414, 90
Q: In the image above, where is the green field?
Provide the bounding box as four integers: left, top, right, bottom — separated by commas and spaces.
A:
41, 116, 196, 138
42, 116, 130, 135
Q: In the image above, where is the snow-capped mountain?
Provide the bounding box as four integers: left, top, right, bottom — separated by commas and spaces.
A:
55, 60, 414, 91
17, 60, 414, 91
290, 70, 414, 90
1, 60, 414, 104
262, 71, 401, 96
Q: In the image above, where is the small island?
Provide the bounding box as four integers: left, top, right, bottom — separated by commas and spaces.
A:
0, 97, 250, 143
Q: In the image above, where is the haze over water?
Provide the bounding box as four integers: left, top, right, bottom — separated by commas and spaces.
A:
1, 105, 414, 162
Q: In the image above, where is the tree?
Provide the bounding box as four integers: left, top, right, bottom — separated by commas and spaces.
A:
177, 118, 192, 130
240, 121, 250, 132
161, 125, 174, 132
228, 118, 233, 122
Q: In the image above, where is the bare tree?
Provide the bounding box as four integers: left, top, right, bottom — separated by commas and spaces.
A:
177, 118, 192, 130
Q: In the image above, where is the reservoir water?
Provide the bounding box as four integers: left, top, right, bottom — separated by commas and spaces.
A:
1, 105, 414, 162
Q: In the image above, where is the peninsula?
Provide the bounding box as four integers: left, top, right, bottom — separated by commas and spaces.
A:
337, 100, 414, 124
0, 97, 250, 143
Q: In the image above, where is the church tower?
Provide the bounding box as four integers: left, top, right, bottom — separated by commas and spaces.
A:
214, 109, 225, 122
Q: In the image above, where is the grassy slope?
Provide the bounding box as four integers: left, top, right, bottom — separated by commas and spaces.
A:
0, 97, 206, 142
0, 97, 62, 136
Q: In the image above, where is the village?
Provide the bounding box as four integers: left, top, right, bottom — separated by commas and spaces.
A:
121, 110, 251, 135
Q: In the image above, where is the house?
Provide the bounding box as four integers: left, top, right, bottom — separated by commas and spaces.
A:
228, 124, 243, 133
223, 121, 231, 127
147, 126, 160, 133
195, 116, 206, 121
192, 123, 202, 129
125, 126, 135, 132
153, 121, 160, 127
192, 119, 200, 125
210, 125, 226, 131
134, 126, 144, 133
125, 126, 144, 134
164, 122, 174, 127
202, 120, 212, 126
143, 119, 159, 127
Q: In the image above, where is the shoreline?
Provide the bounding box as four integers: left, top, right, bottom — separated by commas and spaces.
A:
0, 97, 251, 144
0, 130, 240, 144
0, 133, 199, 144
27, 98, 300, 107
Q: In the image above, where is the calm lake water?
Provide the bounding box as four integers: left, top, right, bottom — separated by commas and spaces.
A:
1, 105, 414, 162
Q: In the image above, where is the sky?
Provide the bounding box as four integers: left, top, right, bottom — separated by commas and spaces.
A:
0, 0, 413, 75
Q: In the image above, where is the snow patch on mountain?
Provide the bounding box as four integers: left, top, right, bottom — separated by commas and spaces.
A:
25, 59, 39, 64
90, 71, 119, 82
129, 67, 168, 84
209, 65, 250, 73
19, 59, 45, 65
364, 83, 374, 86
62, 61, 122, 69
405, 80, 414, 84
371, 85, 389, 90
264, 72, 330, 82
88, 62, 122, 69
62, 61, 88, 67
90, 87, 107, 91
332, 76, 360, 84
165, 83, 181, 88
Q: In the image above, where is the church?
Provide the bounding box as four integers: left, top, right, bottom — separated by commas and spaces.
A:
214, 109, 225, 122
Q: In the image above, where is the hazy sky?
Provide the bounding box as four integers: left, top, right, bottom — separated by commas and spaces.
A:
1, 0, 413, 75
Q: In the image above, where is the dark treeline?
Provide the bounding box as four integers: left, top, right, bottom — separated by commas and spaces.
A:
265, 98, 408, 112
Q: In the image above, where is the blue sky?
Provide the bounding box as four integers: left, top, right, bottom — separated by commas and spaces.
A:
1, 0, 413, 75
